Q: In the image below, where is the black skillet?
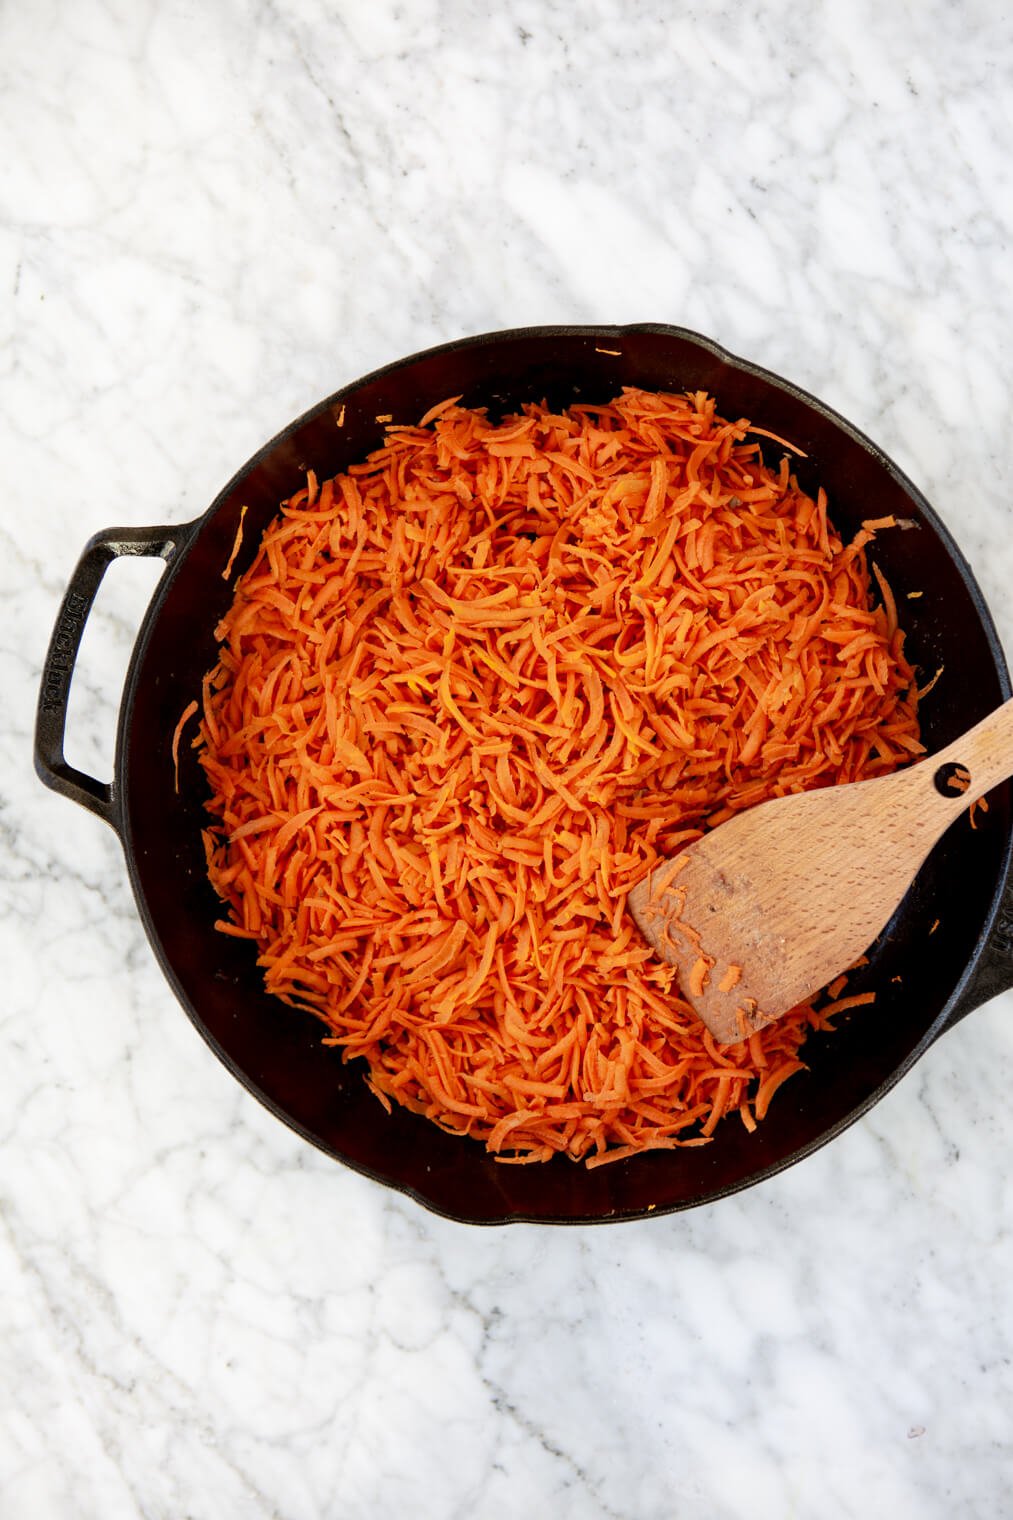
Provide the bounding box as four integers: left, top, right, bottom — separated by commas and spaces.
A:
34, 325, 1013, 1224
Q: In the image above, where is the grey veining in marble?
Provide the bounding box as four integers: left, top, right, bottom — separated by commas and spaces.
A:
3, 1, 1013, 1516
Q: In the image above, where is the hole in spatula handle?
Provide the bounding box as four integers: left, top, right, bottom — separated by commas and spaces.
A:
934, 761, 971, 798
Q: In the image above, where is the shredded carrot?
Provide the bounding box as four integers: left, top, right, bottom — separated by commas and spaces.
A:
744, 424, 807, 457
221, 504, 248, 581
819, 991, 876, 1019
755, 1059, 806, 1119
171, 699, 199, 794
689, 957, 711, 998
947, 765, 971, 795
918, 666, 944, 699
717, 964, 742, 994
193, 387, 922, 1164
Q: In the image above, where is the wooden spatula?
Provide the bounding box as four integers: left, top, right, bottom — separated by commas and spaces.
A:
628, 698, 1013, 1044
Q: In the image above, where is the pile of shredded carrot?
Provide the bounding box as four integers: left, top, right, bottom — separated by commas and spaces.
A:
190, 388, 924, 1166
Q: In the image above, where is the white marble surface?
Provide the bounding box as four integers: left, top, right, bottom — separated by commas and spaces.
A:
4, 1, 1013, 1515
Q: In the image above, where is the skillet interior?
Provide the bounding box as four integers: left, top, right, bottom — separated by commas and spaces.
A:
119, 325, 1011, 1223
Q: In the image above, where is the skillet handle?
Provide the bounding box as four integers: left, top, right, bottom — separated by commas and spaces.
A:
34, 524, 185, 831
940, 853, 1013, 1030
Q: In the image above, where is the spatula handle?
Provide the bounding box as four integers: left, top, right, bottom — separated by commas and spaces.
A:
922, 697, 1013, 810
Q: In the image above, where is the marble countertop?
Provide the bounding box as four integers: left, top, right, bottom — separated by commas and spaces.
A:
4, 2, 1013, 1515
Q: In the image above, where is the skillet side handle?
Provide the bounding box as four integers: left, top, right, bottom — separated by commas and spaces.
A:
34, 524, 185, 831
940, 859, 1013, 1031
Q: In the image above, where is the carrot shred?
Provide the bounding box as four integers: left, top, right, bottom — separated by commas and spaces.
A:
820, 991, 876, 1018
755, 1059, 806, 1119
192, 387, 922, 1164
171, 699, 199, 794
221, 504, 248, 581
689, 957, 711, 998
970, 796, 989, 829
917, 666, 944, 699
744, 424, 808, 457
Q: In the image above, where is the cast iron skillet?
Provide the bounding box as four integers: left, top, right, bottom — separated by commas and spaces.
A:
34, 325, 1013, 1224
